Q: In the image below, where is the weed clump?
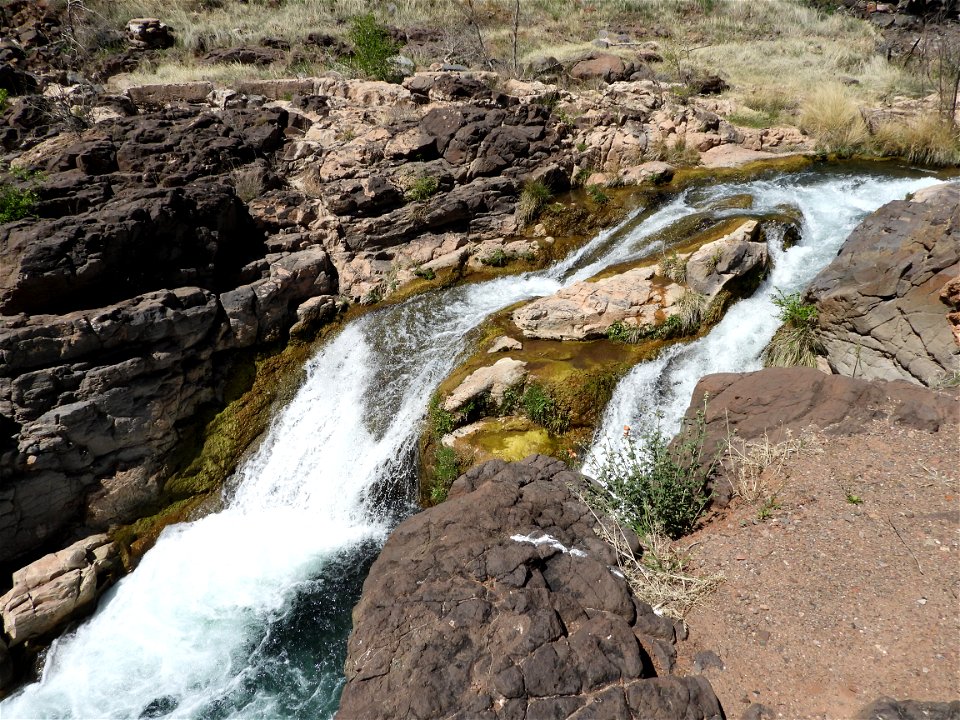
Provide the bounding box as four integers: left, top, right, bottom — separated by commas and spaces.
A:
517, 180, 552, 226
522, 383, 569, 434
0, 182, 37, 224
347, 13, 403, 83
590, 409, 715, 540
762, 290, 824, 368
874, 116, 960, 168
799, 83, 870, 156
405, 174, 439, 202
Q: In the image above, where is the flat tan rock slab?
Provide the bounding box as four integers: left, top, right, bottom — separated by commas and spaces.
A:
443, 357, 527, 412
700, 145, 781, 168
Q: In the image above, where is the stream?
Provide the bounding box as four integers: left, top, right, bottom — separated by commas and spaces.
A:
0, 165, 943, 719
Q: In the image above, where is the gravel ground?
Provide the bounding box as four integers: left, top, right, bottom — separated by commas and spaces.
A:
675, 419, 960, 720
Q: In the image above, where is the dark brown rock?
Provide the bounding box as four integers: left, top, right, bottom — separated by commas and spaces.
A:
569, 54, 631, 83
856, 697, 960, 720
807, 183, 959, 386
684, 367, 958, 505
339, 455, 723, 720
0, 183, 264, 316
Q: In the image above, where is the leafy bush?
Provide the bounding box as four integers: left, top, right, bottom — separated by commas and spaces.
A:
0, 184, 37, 224
0, 89, 8, 112
405, 174, 439, 202
522, 383, 569, 434
347, 13, 402, 82
762, 290, 824, 367
414, 265, 436, 281
592, 409, 714, 539
517, 180, 552, 226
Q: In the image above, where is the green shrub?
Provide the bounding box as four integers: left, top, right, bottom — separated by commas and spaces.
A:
762, 290, 824, 367
522, 383, 569, 434
0, 89, 8, 112
347, 13, 402, 82
517, 180, 552, 226
660, 250, 688, 283
0, 184, 37, 224
591, 408, 714, 539
405, 175, 439, 202
428, 396, 455, 438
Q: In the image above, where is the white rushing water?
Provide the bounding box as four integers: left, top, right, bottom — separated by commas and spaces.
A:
0, 166, 942, 720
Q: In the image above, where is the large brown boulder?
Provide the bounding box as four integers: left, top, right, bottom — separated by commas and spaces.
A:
807, 183, 959, 386
683, 367, 958, 504
340, 455, 723, 720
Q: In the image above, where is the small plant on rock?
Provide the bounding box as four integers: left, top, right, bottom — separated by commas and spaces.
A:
405, 174, 439, 202
517, 179, 552, 226
762, 290, 824, 368
660, 250, 688, 283
586, 183, 610, 206
480, 248, 514, 267
522, 382, 569, 434
430, 446, 462, 504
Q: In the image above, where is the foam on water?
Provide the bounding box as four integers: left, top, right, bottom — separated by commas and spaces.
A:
1, 166, 942, 720
583, 172, 945, 472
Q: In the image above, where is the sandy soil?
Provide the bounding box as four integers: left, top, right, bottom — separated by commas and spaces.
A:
676, 419, 960, 720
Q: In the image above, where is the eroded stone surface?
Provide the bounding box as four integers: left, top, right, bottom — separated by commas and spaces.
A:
0, 534, 117, 647
443, 357, 528, 412
807, 183, 960, 386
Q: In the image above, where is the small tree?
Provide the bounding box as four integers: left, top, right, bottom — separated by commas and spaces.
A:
347, 13, 403, 83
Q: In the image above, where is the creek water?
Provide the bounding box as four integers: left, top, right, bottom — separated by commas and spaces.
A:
0, 166, 942, 719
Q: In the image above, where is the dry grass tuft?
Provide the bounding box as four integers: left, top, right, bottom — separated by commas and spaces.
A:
799, 83, 871, 155
723, 428, 804, 503
874, 115, 960, 168
594, 516, 723, 622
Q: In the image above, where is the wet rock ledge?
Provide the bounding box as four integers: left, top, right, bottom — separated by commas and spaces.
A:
339, 455, 722, 720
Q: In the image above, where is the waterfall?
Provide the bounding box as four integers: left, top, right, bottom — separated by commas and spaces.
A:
1, 166, 942, 720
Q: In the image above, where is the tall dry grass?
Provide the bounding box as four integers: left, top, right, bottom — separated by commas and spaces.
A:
799, 83, 871, 155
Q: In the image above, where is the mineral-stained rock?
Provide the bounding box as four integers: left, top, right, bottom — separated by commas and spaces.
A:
339, 455, 723, 720
807, 183, 959, 386
443, 357, 528, 412
0, 534, 117, 647
569, 53, 632, 83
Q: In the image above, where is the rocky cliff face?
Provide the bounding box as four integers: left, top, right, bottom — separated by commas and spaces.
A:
807, 183, 959, 387
339, 455, 723, 720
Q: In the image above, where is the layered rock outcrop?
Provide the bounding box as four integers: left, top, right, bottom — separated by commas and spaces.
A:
684, 367, 958, 504
807, 183, 959, 386
340, 455, 722, 720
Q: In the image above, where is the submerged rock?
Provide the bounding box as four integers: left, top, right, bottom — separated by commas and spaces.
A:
340, 455, 723, 720
807, 182, 959, 386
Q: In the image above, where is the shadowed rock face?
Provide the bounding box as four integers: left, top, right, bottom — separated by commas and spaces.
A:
807, 183, 960, 387
340, 455, 723, 720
